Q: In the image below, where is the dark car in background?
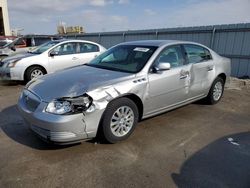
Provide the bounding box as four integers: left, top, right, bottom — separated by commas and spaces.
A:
0, 35, 62, 59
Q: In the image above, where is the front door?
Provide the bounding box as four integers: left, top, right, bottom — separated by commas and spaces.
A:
48, 42, 80, 73
145, 45, 191, 115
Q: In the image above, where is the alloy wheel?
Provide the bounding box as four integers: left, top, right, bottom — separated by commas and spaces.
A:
30, 69, 44, 79
213, 81, 223, 101
110, 106, 135, 137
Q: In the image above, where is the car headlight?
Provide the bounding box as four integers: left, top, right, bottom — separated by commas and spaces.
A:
6, 59, 20, 68
45, 94, 92, 115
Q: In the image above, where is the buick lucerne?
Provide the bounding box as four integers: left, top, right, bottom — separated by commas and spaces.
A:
18, 40, 231, 144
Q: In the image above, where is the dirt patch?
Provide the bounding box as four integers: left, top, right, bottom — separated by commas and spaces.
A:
226, 77, 250, 90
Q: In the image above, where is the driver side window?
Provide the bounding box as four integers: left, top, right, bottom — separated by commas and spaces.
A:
52, 42, 77, 55
155, 45, 185, 68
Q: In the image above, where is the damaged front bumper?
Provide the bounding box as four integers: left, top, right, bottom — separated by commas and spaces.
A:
17, 90, 105, 144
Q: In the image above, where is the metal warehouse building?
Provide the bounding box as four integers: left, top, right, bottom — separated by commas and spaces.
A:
62, 23, 250, 78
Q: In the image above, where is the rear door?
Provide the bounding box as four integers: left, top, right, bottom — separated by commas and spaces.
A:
76, 42, 101, 65
183, 44, 214, 99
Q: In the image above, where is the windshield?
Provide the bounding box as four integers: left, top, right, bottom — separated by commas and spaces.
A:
2, 38, 19, 48
87, 45, 157, 73
29, 41, 60, 54
0, 41, 9, 47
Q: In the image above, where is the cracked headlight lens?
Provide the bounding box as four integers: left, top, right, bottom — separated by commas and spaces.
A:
46, 95, 92, 115
46, 100, 72, 115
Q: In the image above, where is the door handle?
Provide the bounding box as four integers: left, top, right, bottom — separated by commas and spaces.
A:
180, 70, 189, 79
180, 75, 188, 79
72, 57, 78, 60
207, 66, 214, 71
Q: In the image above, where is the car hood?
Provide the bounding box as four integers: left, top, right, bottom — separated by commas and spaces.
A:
27, 65, 135, 102
2, 52, 35, 62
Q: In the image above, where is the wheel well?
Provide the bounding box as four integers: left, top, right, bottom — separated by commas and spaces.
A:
0, 55, 8, 60
96, 94, 144, 139
123, 94, 144, 121
24, 65, 47, 79
217, 73, 226, 83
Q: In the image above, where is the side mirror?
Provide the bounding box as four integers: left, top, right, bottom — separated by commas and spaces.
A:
49, 51, 59, 57
158, 62, 171, 70
152, 62, 171, 73
10, 45, 16, 51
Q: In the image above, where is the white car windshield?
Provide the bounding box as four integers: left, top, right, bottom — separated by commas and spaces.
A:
30, 41, 60, 54
87, 45, 157, 73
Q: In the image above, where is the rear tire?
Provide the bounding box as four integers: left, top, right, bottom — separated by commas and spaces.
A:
206, 77, 225, 105
25, 66, 45, 82
100, 98, 139, 144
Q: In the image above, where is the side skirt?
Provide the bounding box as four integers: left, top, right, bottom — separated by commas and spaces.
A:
142, 95, 206, 119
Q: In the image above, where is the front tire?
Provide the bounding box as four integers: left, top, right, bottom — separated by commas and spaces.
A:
100, 98, 139, 143
25, 66, 45, 82
206, 77, 225, 105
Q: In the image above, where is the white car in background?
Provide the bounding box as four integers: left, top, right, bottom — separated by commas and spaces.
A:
0, 38, 13, 48
0, 39, 106, 82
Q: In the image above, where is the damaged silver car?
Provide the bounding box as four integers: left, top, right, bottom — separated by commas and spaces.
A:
18, 40, 231, 144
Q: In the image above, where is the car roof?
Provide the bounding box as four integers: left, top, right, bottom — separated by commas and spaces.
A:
120, 40, 184, 47
118, 40, 214, 51
52, 39, 100, 44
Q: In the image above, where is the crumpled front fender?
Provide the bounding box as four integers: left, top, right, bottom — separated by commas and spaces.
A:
84, 76, 148, 138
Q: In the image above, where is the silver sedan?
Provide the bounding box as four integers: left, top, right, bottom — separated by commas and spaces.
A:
17, 40, 231, 144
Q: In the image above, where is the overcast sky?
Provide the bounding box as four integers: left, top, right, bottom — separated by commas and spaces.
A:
7, 0, 250, 34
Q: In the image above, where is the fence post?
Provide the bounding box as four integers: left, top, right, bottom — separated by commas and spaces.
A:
155, 30, 158, 40
98, 33, 101, 44
123, 32, 126, 42
210, 27, 216, 49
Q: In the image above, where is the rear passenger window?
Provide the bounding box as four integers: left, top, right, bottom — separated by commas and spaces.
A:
184, 44, 212, 64
79, 43, 99, 53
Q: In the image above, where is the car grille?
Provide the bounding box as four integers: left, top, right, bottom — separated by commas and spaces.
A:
22, 90, 41, 112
